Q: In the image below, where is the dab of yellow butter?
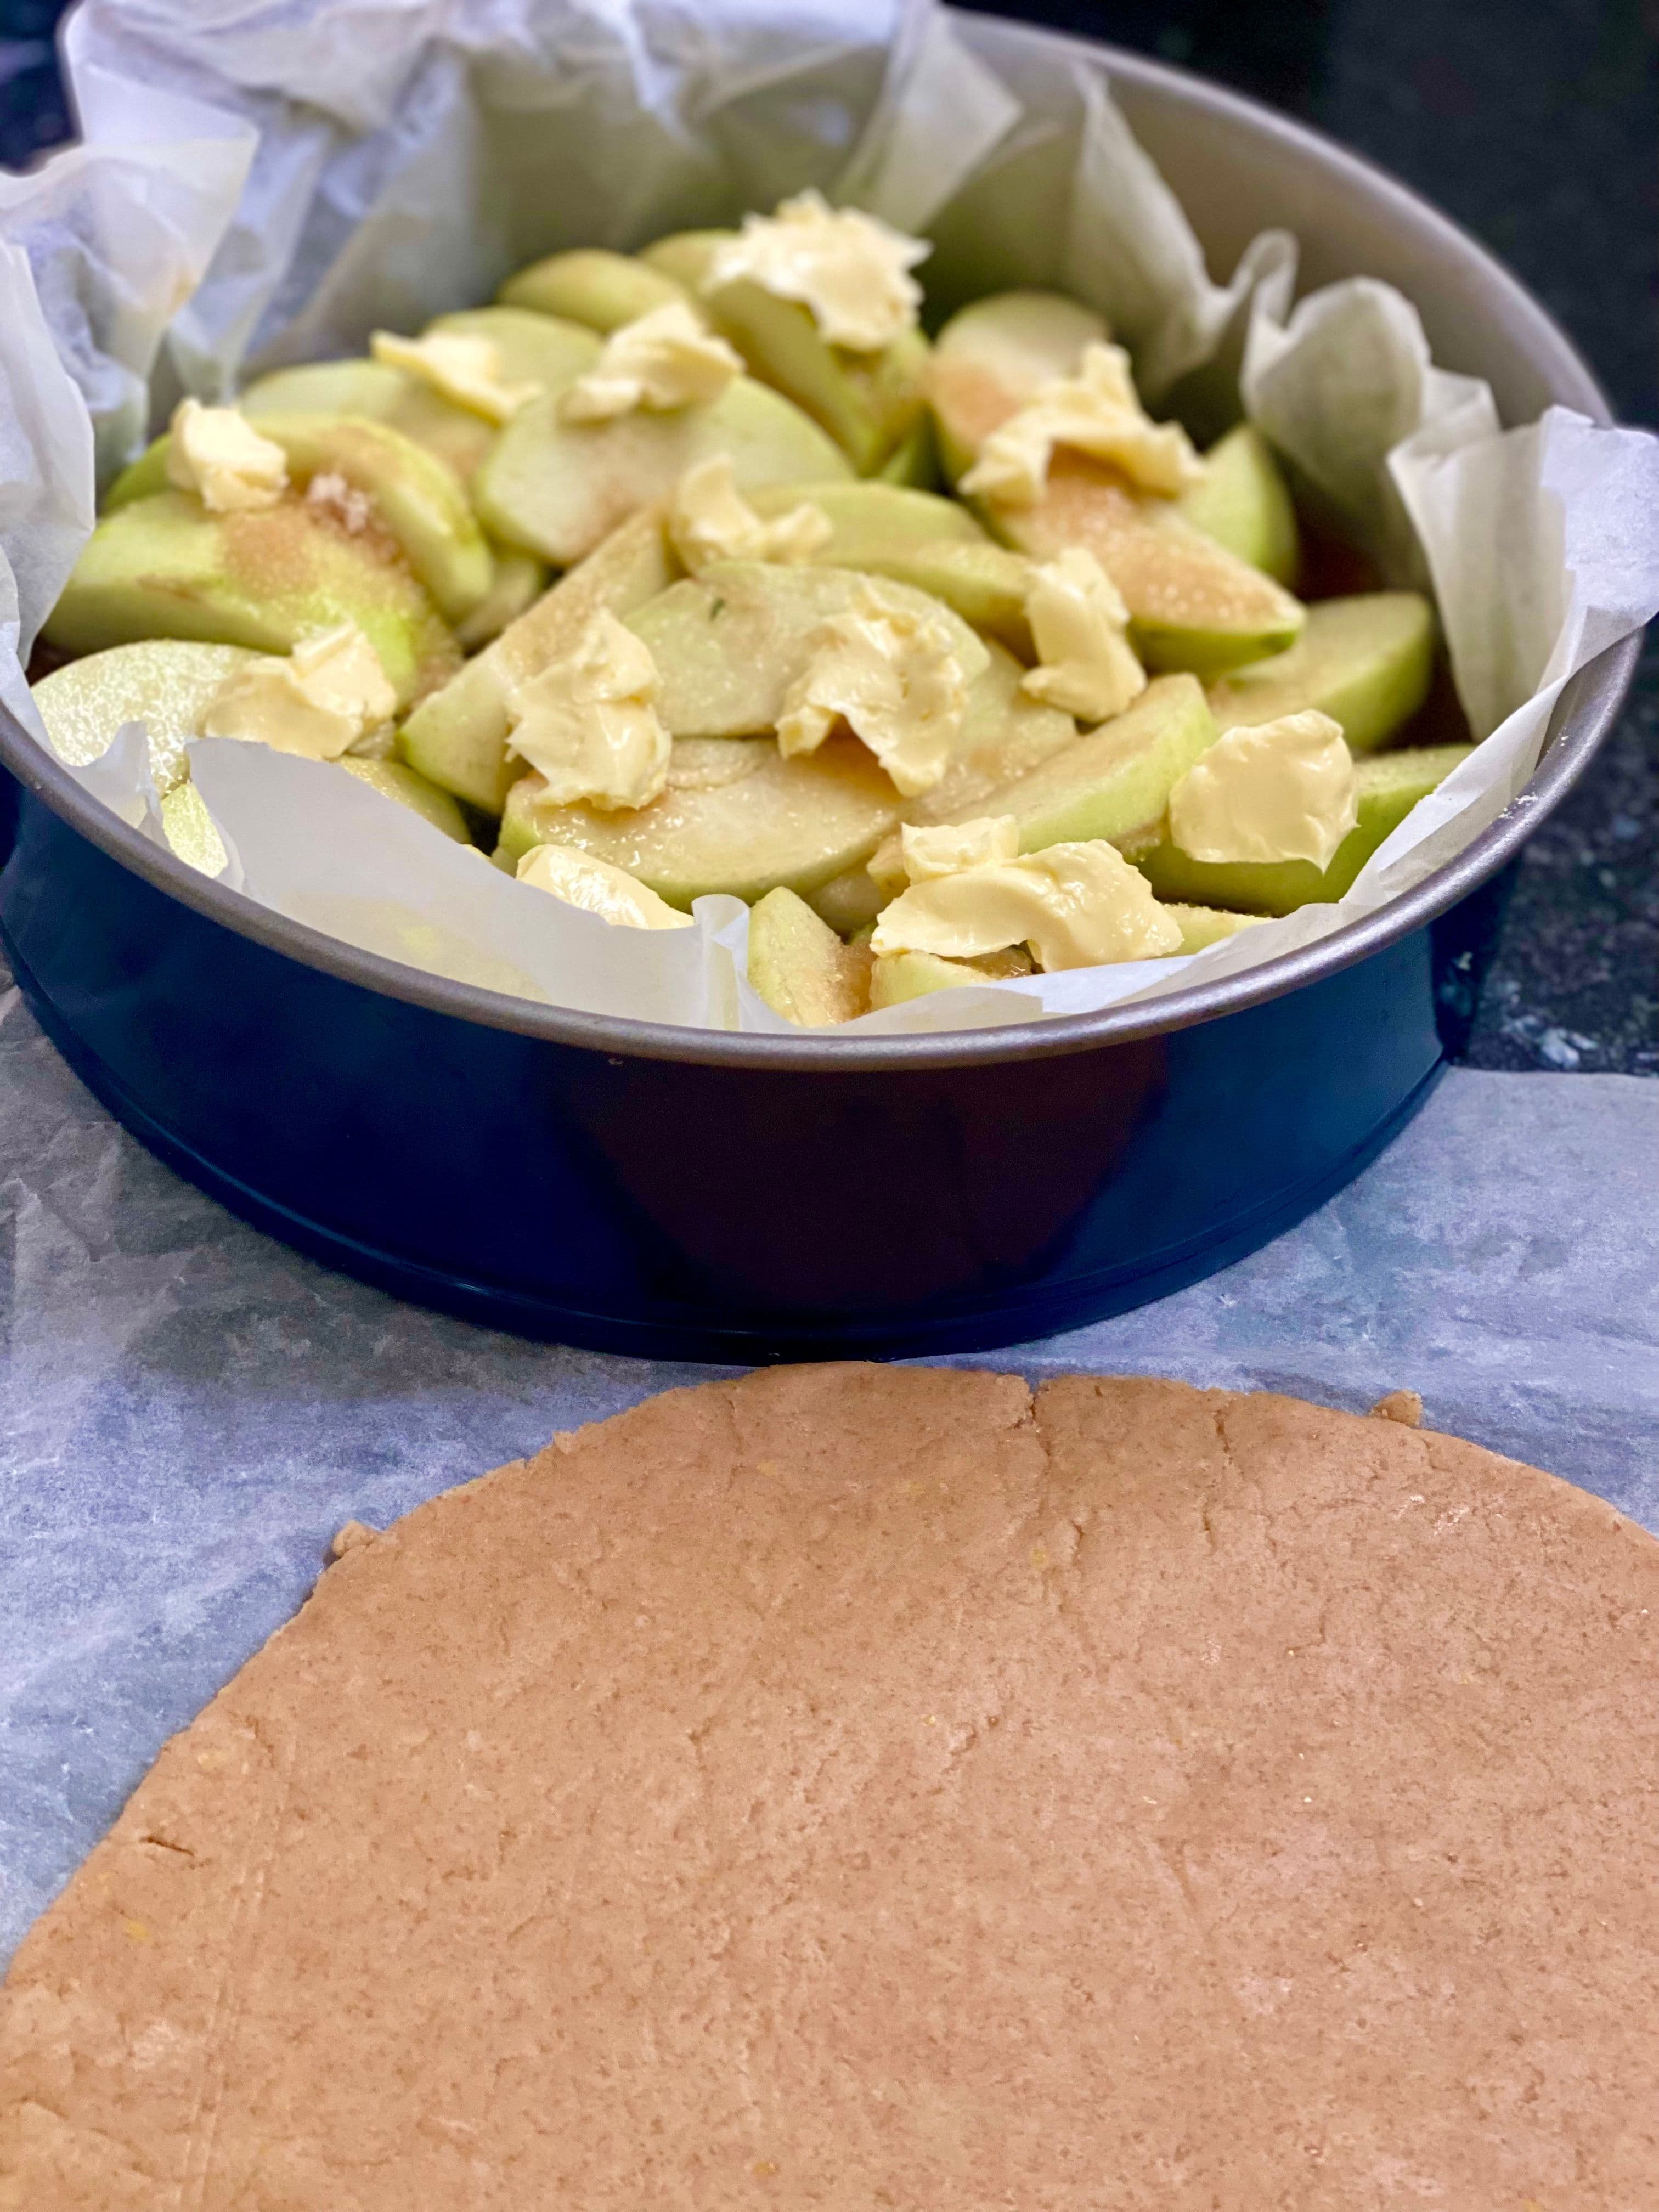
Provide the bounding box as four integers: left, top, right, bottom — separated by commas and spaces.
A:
872, 839, 1182, 971
961, 342, 1204, 508
667, 456, 832, 573
706, 188, 929, 353
200, 623, 397, 760
1168, 709, 1358, 868
900, 815, 1019, 882
371, 329, 542, 424
1020, 548, 1147, 724
516, 844, 693, 931
166, 399, 289, 514
504, 609, 670, 812
778, 582, 969, 798
560, 303, 743, 423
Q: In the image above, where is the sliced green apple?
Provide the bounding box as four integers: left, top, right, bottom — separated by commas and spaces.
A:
833, 539, 1034, 652
241, 358, 498, 484
425, 306, 601, 395
1204, 592, 1436, 755
455, 544, 550, 650
928, 290, 1108, 483
747, 885, 873, 1025
637, 230, 731, 294
876, 412, 939, 489
337, 756, 472, 841
804, 642, 1077, 930
1177, 424, 1299, 585
398, 506, 676, 814
499, 248, 690, 332
929, 293, 1304, 676
105, 414, 493, 626
496, 732, 901, 906
1159, 902, 1269, 953
701, 272, 931, 475
989, 455, 1306, 678
624, 560, 989, 741
475, 373, 850, 567
1133, 743, 1475, 912
42, 491, 459, 709
32, 637, 263, 788
867, 945, 1035, 1008
747, 478, 983, 554
928, 672, 1217, 856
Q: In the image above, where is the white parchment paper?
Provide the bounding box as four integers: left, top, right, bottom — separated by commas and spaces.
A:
2, 0, 1656, 1034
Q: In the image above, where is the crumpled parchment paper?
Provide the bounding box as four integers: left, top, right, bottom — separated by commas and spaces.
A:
2, 933, 1655, 1963
2, 0, 1657, 1032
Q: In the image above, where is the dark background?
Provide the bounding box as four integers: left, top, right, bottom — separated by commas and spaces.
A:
1, 0, 1654, 1071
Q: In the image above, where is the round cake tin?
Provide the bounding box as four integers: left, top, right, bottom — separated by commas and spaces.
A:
0, 18, 1636, 1361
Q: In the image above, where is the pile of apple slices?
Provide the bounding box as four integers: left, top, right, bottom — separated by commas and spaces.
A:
32, 192, 1472, 1027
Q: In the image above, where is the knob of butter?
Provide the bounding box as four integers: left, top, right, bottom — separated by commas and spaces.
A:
1167, 710, 1357, 868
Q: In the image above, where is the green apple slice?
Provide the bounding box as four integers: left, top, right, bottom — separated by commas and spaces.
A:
42, 491, 459, 709
32, 637, 264, 788
337, 757, 472, 840
398, 506, 676, 814
701, 272, 931, 475
990, 456, 1306, 678
110, 414, 494, 625
637, 230, 732, 293
832, 539, 1034, 652
1205, 592, 1436, 755
747, 885, 873, 1024
928, 290, 1109, 483
876, 413, 939, 488
624, 561, 990, 741
455, 545, 550, 650
1160, 902, 1269, 953
241, 359, 499, 484
867, 945, 1035, 1008
926, 672, 1217, 856
929, 293, 1304, 676
424, 306, 601, 395
498, 248, 691, 332
1133, 743, 1475, 912
475, 373, 851, 568
1177, 424, 1299, 585
747, 478, 984, 553
496, 732, 901, 906
804, 641, 1077, 931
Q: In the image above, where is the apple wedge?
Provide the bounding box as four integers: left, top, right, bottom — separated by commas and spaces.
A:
637, 232, 730, 293
624, 561, 989, 740
701, 274, 932, 476
42, 491, 459, 709
1177, 423, 1299, 585
398, 506, 676, 814
496, 732, 901, 906
1205, 592, 1436, 755
499, 249, 691, 332
475, 373, 850, 567
337, 757, 472, 840
928, 290, 1109, 483
32, 638, 264, 789
867, 945, 1035, 1008
1132, 742, 1475, 911
1160, 903, 1269, 953
747, 478, 984, 554
108, 413, 494, 627
912, 672, 1217, 858
240, 359, 499, 484
930, 292, 1306, 676
747, 886, 873, 1025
